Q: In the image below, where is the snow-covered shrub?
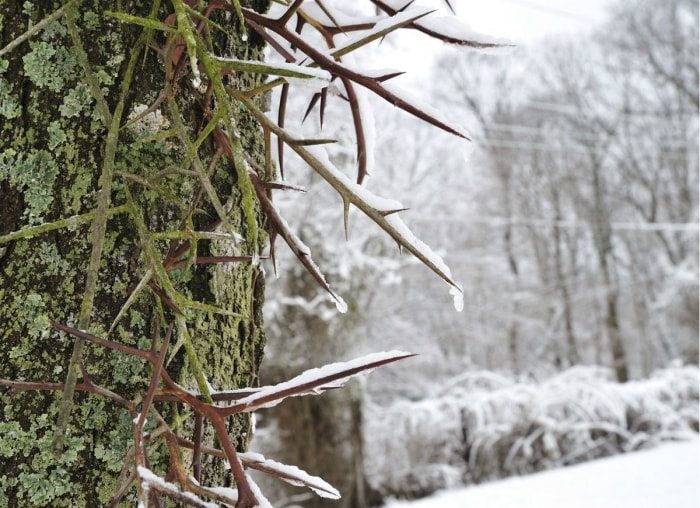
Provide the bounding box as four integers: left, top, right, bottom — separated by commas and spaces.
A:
621, 364, 700, 437
364, 396, 466, 497
364, 364, 699, 500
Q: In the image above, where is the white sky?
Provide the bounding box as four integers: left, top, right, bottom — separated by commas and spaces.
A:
455, 0, 613, 44
369, 0, 614, 85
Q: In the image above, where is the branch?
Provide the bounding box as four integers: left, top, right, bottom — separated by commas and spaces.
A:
53, 4, 145, 453
236, 94, 463, 293
249, 172, 348, 313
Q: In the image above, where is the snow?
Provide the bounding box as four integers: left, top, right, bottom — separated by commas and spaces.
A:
449, 286, 464, 312
376, 0, 515, 54
364, 365, 699, 497
213, 56, 331, 82
137, 466, 218, 508
239, 452, 341, 499
231, 351, 413, 411
203, 485, 238, 503
383, 438, 700, 508
384, 212, 459, 288
286, 144, 463, 305
331, 7, 435, 57
246, 473, 274, 508
333, 293, 349, 313
415, 16, 516, 54
380, 81, 472, 140
304, 145, 405, 212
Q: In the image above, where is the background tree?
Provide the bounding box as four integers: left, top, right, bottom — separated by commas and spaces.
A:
389, 0, 699, 382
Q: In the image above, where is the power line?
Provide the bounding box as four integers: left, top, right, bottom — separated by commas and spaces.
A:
476, 136, 695, 153
477, 138, 591, 152
497, 0, 601, 25
525, 100, 696, 118
410, 216, 700, 232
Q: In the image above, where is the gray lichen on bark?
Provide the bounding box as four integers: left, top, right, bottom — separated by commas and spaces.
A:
0, 1, 269, 505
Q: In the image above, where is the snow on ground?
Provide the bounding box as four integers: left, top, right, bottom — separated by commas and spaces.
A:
384, 438, 700, 508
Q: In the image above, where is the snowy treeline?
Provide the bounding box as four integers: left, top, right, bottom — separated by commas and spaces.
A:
368, 0, 699, 383
364, 364, 699, 500
264, 0, 698, 384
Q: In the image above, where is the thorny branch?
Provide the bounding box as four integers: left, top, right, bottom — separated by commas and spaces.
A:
45, 320, 411, 507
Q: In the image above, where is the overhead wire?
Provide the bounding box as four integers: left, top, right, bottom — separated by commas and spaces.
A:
408, 215, 700, 233
495, 0, 602, 25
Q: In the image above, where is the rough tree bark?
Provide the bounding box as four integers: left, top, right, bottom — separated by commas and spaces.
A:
1, 1, 269, 505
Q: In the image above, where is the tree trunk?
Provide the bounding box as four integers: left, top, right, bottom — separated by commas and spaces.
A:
590, 158, 628, 383
261, 258, 360, 508
551, 191, 580, 366
0, 1, 269, 505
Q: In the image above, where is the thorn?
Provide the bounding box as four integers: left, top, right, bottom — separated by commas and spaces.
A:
270, 230, 279, 277
342, 198, 350, 240
380, 208, 409, 216
376, 71, 406, 82
278, 83, 289, 179
302, 92, 321, 124
261, 181, 307, 192
320, 87, 328, 128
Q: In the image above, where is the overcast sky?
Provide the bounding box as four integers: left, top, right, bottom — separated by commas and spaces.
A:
369, 0, 615, 85
456, 0, 614, 44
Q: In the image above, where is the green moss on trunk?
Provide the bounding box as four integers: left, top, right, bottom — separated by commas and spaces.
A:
0, 1, 269, 505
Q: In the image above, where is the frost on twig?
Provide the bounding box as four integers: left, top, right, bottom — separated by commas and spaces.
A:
240, 452, 341, 499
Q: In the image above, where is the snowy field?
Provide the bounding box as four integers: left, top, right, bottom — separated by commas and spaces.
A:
383, 438, 699, 508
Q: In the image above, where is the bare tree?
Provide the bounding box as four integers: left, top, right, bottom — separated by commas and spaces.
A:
422, 0, 698, 380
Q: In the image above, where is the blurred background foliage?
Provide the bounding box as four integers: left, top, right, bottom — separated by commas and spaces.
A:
253, 0, 698, 505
